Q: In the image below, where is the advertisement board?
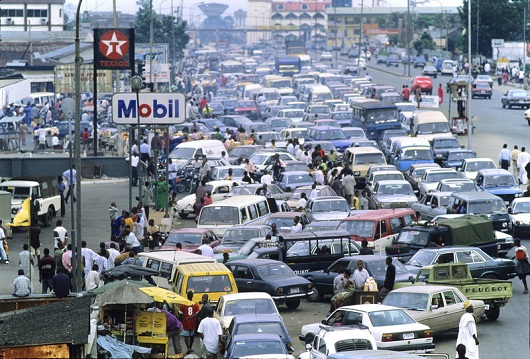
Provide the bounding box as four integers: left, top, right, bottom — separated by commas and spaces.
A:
112, 93, 186, 125
55, 65, 113, 94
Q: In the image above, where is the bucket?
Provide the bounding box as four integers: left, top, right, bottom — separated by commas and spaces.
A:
516, 249, 526, 260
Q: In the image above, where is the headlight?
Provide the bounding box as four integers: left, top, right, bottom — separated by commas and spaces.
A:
515, 193, 522, 197
502, 222, 508, 227
436, 154, 443, 158
354, 171, 361, 176
276, 288, 284, 295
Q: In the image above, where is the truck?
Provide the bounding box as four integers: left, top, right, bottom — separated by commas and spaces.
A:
385, 216, 500, 262
396, 263, 512, 321
0, 176, 62, 227
274, 56, 301, 77
249, 230, 361, 275
285, 40, 306, 55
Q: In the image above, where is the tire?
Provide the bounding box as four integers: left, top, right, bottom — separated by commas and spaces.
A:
385, 243, 410, 255
488, 96, 491, 99
304, 334, 315, 345
472, 95, 475, 99
485, 304, 500, 321
481, 273, 498, 279
285, 299, 301, 310
178, 212, 189, 219
42, 207, 53, 227
307, 285, 323, 302
176, 182, 185, 193
502, 103, 506, 108
527, 120, 530, 126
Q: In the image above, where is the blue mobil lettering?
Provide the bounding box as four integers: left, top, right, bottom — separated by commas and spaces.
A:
117, 99, 180, 119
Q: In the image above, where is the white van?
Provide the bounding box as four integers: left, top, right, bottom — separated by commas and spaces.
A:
20, 92, 56, 106
197, 195, 272, 237
169, 140, 226, 166
133, 250, 215, 290
243, 84, 262, 99
413, 111, 453, 141
308, 85, 333, 105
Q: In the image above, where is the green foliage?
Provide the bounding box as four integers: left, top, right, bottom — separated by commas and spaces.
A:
413, 32, 435, 55
388, 35, 400, 46
135, 0, 190, 60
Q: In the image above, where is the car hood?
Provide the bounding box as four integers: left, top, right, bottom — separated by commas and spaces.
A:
175, 194, 196, 210
375, 194, 417, 203
267, 275, 311, 287
510, 213, 530, 223
310, 211, 351, 221
483, 187, 522, 195
330, 139, 353, 150
421, 182, 440, 192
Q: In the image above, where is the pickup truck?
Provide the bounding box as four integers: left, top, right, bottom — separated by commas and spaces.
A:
0, 176, 61, 227
248, 230, 361, 275
385, 216, 500, 262
396, 263, 512, 321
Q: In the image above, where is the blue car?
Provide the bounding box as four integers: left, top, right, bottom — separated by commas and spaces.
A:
224, 334, 289, 359
275, 171, 315, 192
441, 149, 477, 169
305, 126, 351, 152
226, 314, 294, 353
474, 168, 523, 204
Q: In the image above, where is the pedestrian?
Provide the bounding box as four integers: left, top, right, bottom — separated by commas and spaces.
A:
258, 183, 272, 198
53, 219, 68, 248
291, 216, 303, 233
129, 152, 139, 186
401, 85, 410, 102
517, 147, 530, 185
62, 243, 73, 275
123, 227, 142, 254
333, 268, 345, 295
510, 238, 529, 294
456, 344, 469, 359
352, 191, 361, 210
62, 165, 77, 204
379, 256, 395, 300
38, 248, 55, 294
30, 222, 41, 263
352, 260, 370, 290
361, 190, 369, 210
97, 242, 110, 272
309, 182, 318, 199
140, 139, 151, 163
81, 240, 102, 278
0, 221, 8, 264
58, 175, 65, 217
156, 306, 183, 356
242, 171, 253, 184
456, 302, 479, 359
54, 240, 65, 273
53, 267, 71, 298
342, 171, 356, 205
180, 290, 200, 354
168, 158, 178, 204
331, 269, 353, 310
244, 158, 255, 179
13, 269, 31, 297
415, 87, 422, 108
438, 84, 444, 104
198, 238, 214, 258
359, 240, 374, 255
512, 145, 521, 179
147, 219, 161, 250
19, 120, 28, 147
107, 242, 120, 269
86, 264, 101, 290
19, 243, 35, 290
296, 193, 308, 211
197, 306, 222, 359
498, 143, 511, 170
313, 166, 325, 185
260, 170, 274, 185
109, 202, 118, 241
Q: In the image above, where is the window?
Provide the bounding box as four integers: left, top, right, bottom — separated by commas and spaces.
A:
374, 220, 388, 239
160, 262, 172, 279
257, 201, 269, 216
300, 4, 309, 10
276, 4, 285, 10
443, 290, 462, 305
240, 208, 248, 222
1, 9, 24, 17
318, 336, 327, 354
457, 250, 484, 264
248, 204, 258, 220
27, 9, 48, 17
389, 217, 402, 233
431, 292, 444, 308
146, 259, 161, 271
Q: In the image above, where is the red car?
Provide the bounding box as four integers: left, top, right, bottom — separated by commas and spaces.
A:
411, 76, 433, 95
472, 82, 492, 99
234, 100, 259, 120
160, 228, 221, 252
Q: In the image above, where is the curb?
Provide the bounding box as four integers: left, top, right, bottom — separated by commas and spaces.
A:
81, 178, 129, 185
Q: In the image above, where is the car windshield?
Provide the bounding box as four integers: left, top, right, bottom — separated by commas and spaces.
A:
483, 175, 517, 187
215, 168, 246, 179
447, 152, 475, 161
260, 133, 282, 141
271, 80, 292, 88
412, 167, 437, 176
513, 201, 530, 213
332, 112, 353, 121
249, 154, 268, 165
433, 139, 460, 149
465, 160, 496, 172
468, 200, 506, 214
257, 263, 294, 277
264, 92, 281, 101
270, 119, 292, 127
337, 220, 375, 237
222, 230, 261, 244
234, 322, 284, 337
266, 217, 295, 229
377, 184, 413, 195
440, 183, 475, 192
198, 206, 239, 225
396, 230, 431, 246
229, 186, 256, 196
169, 147, 196, 160
401, 148, 432, 160
0, 186, 31, 199
231, 340, 285, 357
237, 101, 255, 107
284, 129, 307, 138
425, 172, 460, 182
417, 122, 451, 134
366, 258, 408, 276
237, 240, 265, 255
201, 120, 224, 130
187, 275, 233, 293
365, 109, 398, 124
354, 153, 385, 165
286, 174, 313, 184
230, 147, 256, 157
383, 292, 430, 311
290, 189, 312, 200
312, 200, 349, 212
165, 233, 203, 246
397, 105, 416, 112
373, 174, 404, 182
250, 124, 270, 132
406, 250, 437, 267
368, 309, 415, 327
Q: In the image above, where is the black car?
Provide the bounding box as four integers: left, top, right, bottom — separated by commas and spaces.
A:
386, 54, 400, 67
403, 163, 441, 194
225, 258, 313, 309
302, 255, 413, 302
431, 136, 462, 164
376, 55, 389, 65
413, 56, 427, 68
441, 149, 477, 169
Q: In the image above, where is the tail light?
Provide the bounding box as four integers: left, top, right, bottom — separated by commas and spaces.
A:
424, 329, 433, 338
382, 333, 393, 342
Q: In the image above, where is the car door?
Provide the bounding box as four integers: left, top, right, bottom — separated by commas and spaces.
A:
455, 250, 486, 277
270, 184, 290, 200
441, 289, 465, 331
310, 336, 326, 359
422, 194, 436, 220
426, 291, 447, 333
229, 264, 258, 292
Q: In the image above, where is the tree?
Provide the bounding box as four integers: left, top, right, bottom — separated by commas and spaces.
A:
458, 0, 527, 56
135, 0, 190, 61
414, 32, 435, 55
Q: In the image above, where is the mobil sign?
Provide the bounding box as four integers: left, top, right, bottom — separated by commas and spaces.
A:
112, 93, 186, 124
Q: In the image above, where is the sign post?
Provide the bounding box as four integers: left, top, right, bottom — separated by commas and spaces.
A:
112, 93, 186, 125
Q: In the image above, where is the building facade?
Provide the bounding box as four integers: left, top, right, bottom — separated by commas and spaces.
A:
0, 0, 65, 32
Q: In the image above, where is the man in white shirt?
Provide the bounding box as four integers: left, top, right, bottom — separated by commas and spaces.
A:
53, 220, 68, 248
197, 307, 222, 358
309, 183, 319, 199
286, 139, 296, 156
296, 193, 308, 211
167, 159, 178, 199
198, 238, 214, 258
291, 216, 303, 233
244, 158, 256, 178
517, 147, 530, 185
81, 241, 101, 277
124, 228, 142, 254
140, 139, 151, 163
107, 243, 120, 269
352, 260, 370, 290
38, 126, 47, 149
260, 170, 274, 185
0, 224, 8, 264
127, 152, 140, 186
85, 264, 101, 290
62, 165, 77, 204
313, 166, 325, 185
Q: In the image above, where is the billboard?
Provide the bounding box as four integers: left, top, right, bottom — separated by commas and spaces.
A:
94, 28, 135, 70
144, 63, 171, 83
135, 43, 169, 63
112, 93, 186, 125
54, 64, 113, 94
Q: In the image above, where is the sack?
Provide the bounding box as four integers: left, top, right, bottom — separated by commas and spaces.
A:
516, 258, 530, 275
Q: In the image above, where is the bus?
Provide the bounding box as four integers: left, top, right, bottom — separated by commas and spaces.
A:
220, 61, 244, 77
351, 100, 401, 140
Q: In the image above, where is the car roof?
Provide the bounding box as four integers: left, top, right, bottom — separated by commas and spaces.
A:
231, 314, 282, 325
340, 303, 402, 313
417, 245, 483, 253
226, 258, 286, 266
328, 350, 428, 359
309, 196, 347, 201
225, 224, 271, 230
232, 333, 283, 342
390, 285, 465, 294
282, 171, 313, 176
221, 292, 274, 301
409, 163, 440, 169
170, 228, 212, 234
375, 180, 410, 185
477, 168, 512, 176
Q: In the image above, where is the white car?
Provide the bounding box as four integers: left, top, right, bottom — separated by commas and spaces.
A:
299, 304, 435, 352
320, 51, 333, 61
458, 158, 497, 181
298, 325, 377, 359
214, 292, 280, 329
245, 151, 298, 173
173, 180, 234, 218
508, 197, 530, 238
417, 168, 460, 197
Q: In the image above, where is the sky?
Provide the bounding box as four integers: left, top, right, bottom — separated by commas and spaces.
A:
68, 0, 464, 24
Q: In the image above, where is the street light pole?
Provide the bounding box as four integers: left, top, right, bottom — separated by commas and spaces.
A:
334, 5, 338, 69
357, 0, 364, 63
131, 76, 144, 202
467, 0, 472, 150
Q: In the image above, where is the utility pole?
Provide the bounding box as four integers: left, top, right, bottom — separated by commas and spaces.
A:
149, 0, 154, 86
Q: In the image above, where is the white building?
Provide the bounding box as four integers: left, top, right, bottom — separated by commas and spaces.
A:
0, 0, 65, 32
247, 0, 272, 44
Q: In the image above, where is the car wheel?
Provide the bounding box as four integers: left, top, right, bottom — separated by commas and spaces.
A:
307, 285, 323, 302
42, 207, 53, 227
285, 299, 301, 310
434, 75, 437, 78
508, 104, 512, 109
305, 334, 315, 345
502, 103, 506, 108
481, 273, 498, 279
485, 304, 500, 321
178, 212, 189, 219
472, 95, 475, 99
488, 96, 491, 99
528, 120, 530, 126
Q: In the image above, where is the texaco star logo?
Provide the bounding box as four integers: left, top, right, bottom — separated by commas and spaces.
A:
99, 30, 129, 60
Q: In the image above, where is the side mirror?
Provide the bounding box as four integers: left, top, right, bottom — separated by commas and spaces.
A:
321, 319, 327, 324
408, 275, 414, 283
508, 208, 513, 214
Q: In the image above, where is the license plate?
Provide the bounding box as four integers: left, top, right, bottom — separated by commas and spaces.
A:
290, 287, 300, 294
403, 333, 415, 340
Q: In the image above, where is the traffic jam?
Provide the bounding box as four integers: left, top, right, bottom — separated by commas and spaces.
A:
134, 41, 528, 359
